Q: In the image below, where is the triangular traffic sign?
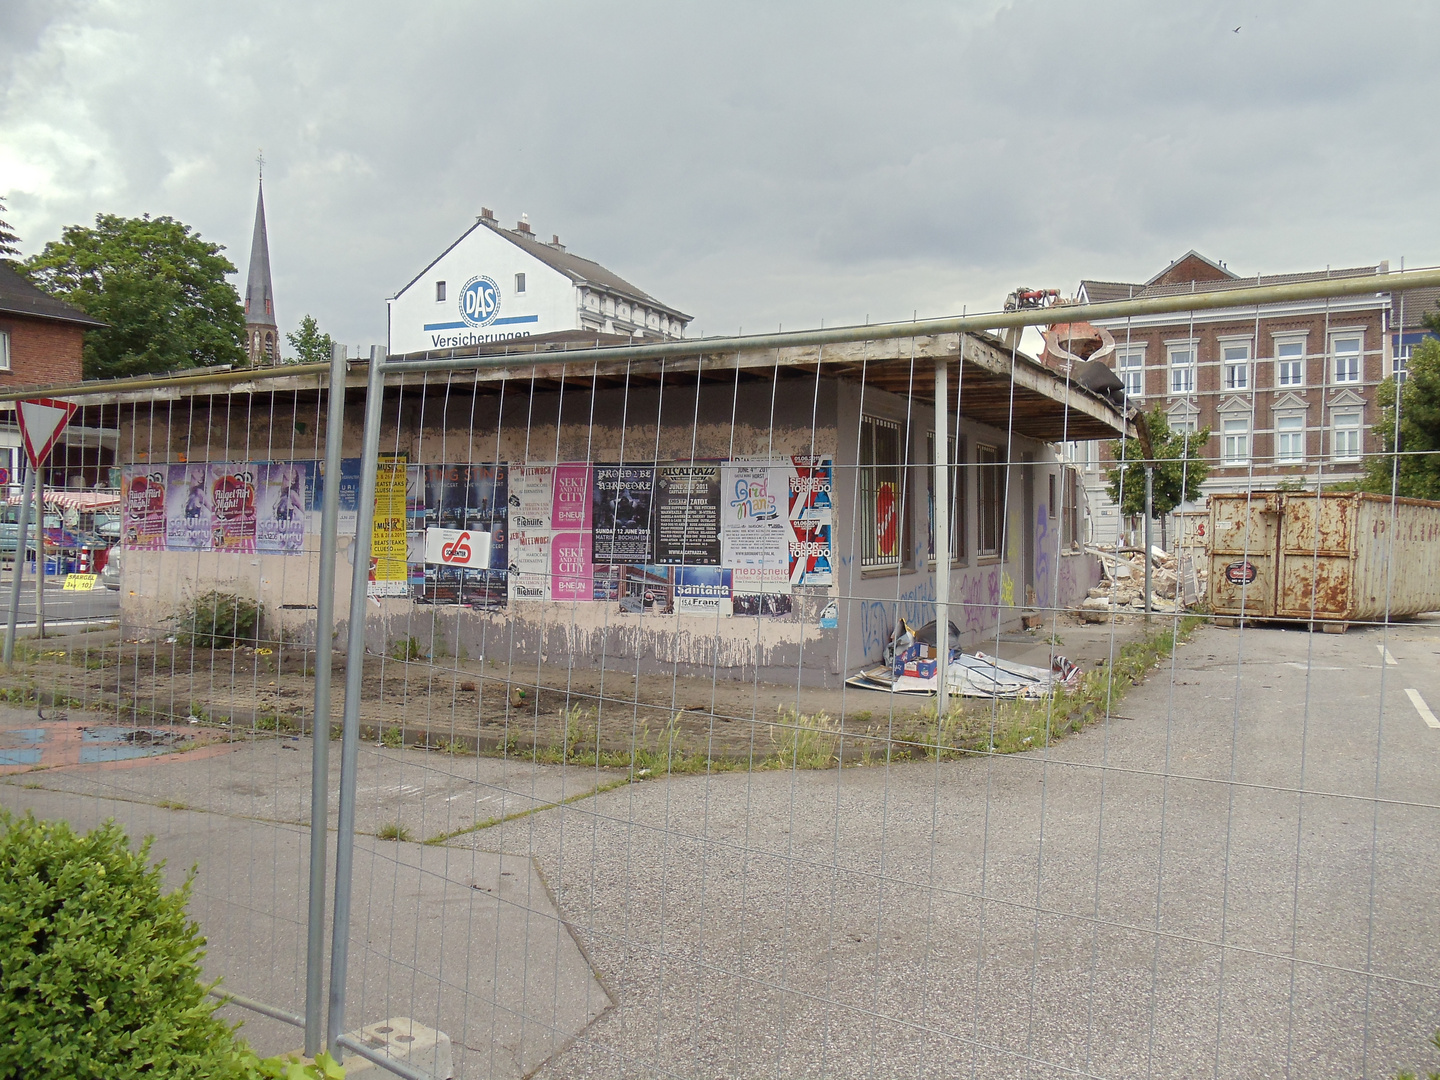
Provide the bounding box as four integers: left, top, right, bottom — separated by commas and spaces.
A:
16, 398, 78, 468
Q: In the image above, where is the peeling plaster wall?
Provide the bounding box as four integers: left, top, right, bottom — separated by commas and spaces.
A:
115, 380, 844, 687
112, 376, 1098, 685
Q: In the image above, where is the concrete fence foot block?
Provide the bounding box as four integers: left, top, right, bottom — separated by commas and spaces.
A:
343, 1017, 453, 1079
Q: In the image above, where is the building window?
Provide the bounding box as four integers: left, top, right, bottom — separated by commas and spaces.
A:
1168, 344, 1196, 394
1332, 334, 1362, 383
1222, 342, 1250, 390
435, 280, 446, 302
515, 273, 526, 295
1061, 467, 1081, 551
1275, 414, 1305, 463
977, 444, 1004, 558
1116, 347, 1145, 399
1395, 344, 1411, 385
1276, 340, 1305, 387
1332, 410, 1362, 461
1222, 416, 1250, 465
0, 329, 9, 372
860, 416, 909, 568
926, 432, 963, 562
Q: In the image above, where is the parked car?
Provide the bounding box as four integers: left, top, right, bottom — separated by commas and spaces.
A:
100, 545, 122, 590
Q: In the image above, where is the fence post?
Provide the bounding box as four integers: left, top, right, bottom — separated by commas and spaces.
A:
326, 345, 387, 1058
304, 344, 349, 1056
934, 355, 950, 717
1144, 466, 1154, 617
3, 466, 36, 668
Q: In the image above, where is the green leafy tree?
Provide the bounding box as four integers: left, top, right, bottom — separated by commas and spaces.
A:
1360, 336, 1440, 499
1105, 406, 1211, 550
23, 213, 245, 379
285, 313, 335, 365
0, 196, 20, 263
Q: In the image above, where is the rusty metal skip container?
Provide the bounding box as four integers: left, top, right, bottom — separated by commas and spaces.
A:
1208, 491, 1440, 630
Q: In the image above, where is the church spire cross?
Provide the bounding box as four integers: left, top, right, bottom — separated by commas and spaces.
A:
243, 169, 278, 364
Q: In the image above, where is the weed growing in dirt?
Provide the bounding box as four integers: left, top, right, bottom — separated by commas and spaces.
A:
377, 822, 412, 842
389, 636, 422, 662
379, 726, 404, 749
173, 591, 261, 649
767, 706, 841, 769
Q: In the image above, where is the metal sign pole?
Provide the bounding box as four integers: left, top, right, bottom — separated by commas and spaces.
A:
303, 345, 349, 1056
3, 466, 36, 668
34, 471, 44, 638
326, 346, 387, 1057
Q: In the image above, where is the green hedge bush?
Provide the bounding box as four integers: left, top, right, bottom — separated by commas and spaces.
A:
0, 810, 340, 1079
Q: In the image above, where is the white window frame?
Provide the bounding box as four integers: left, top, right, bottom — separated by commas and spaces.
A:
515, 272, 527, 295
1330, 331, 1363, 384
1274, 335, 1307, 388
0, 329, 10, 372
1331, 409, 1362, 462
1221, 415, 1251, 465
1115, 346, 1145, 400
435, 280, 446, 303
1394, 342, 1411, 385
1167, 341, 1196, 395
1274, 414, 1305, 464
1219, 337, 1251, 391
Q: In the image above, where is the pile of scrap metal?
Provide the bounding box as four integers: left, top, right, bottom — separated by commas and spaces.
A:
1077, 544, 1203, 620
845, 619, 1082, 699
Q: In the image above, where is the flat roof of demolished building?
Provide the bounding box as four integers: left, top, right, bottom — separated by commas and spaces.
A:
0, 328, 1131, 444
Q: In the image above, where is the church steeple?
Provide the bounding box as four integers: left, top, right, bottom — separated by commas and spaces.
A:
243, 157, 278, 365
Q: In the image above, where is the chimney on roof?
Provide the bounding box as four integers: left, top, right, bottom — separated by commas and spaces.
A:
479, 207, 495, 222
516, 213, 532, 235
550, 234, 565, 251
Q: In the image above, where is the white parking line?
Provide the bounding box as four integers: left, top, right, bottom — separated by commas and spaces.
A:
1376, 644, 1398, 666
1406, 689, 1440, 729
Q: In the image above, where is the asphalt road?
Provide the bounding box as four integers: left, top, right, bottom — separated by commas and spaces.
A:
0, 572, 119, 627
3, 615, 1439, 1078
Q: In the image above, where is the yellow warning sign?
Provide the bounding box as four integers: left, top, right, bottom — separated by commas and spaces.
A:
63, 573, 98, 591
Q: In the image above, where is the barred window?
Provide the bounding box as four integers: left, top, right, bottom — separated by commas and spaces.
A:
859, 416, 909, 568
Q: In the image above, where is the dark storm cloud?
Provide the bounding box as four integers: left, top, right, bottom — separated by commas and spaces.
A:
2, 1, 1436, 347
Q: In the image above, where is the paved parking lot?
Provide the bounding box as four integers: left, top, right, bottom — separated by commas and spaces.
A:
3, 615, 1439, 1078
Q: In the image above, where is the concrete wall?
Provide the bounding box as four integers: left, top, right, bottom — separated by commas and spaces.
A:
115, 375, 1098, 686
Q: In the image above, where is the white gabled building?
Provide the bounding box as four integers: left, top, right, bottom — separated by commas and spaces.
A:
388, 208, 692, 356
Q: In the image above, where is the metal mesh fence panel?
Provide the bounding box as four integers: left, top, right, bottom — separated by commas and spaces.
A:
1, 271, 1439, 1078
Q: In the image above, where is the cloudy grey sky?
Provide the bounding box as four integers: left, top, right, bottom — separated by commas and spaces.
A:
2, 0, 1436, 350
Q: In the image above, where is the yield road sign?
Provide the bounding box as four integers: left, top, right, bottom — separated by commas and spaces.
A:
16, 398, 78, 468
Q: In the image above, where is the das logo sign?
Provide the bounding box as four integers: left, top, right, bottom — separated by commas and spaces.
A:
424, 527, 493, 569
459, 276, 500, 328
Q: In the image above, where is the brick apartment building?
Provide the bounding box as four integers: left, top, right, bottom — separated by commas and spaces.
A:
1068, 251, 1419, 540
0, 262, 107, 483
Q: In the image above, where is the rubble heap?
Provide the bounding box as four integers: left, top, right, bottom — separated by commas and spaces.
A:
1076, 544, 1206, 620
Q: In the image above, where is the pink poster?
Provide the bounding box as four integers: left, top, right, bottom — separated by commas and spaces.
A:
551, 464, 592, 530
208, 463, 258, 553
550, 531, 592, 601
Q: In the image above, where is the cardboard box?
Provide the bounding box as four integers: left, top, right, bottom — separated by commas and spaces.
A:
902, 658, 938, 679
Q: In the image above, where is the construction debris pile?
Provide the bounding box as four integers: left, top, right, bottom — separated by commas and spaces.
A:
845, 619, 1083, 699
1076, 545, 1204, 620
